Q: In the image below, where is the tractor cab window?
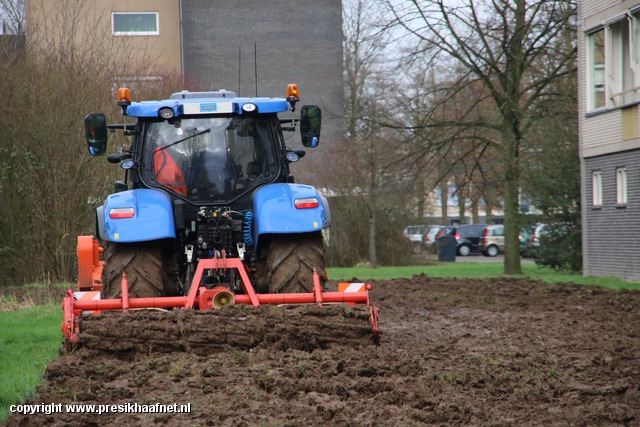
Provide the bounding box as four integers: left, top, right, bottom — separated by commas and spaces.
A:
144, 116, 278, 203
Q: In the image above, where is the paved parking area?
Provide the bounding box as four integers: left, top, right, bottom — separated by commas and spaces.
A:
454, 254, 535, 264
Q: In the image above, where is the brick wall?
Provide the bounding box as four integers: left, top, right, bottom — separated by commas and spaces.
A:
181, 0, 343, 117
583, 149, 640, 281
181, 0, 345, 179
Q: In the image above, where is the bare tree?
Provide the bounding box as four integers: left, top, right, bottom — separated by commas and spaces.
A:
326, 0, 414, 267
0, 0, 24, 34
0, 2, 183, 285
389, 0, 577, 273
398, 66, 503, 226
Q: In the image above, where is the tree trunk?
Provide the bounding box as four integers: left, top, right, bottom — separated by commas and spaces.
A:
471, 196, 480, 224
416, 179, 425, 222
457, 184, 466, 224
440, 180, 449, 225
502, 128, 523, 275
502, 0, 526, 275
485, 196, 494, 224
368, 213, 378, 268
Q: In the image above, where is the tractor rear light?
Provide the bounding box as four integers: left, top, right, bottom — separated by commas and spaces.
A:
294, 198, 319, 209
109, 207, 135, 219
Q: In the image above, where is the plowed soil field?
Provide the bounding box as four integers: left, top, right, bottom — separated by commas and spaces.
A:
5, 275, 640, 426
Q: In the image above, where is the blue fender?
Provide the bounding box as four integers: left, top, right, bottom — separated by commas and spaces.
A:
101, 189, 176, 242
252, 183, 330, 248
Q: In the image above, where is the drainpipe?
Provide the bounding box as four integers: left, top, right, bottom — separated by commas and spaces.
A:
179, 0, 185, 85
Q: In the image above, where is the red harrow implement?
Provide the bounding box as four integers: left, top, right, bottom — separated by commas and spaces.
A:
62, 236, 380, 351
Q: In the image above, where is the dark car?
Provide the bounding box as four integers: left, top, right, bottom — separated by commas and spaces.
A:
454, 224, 488, 256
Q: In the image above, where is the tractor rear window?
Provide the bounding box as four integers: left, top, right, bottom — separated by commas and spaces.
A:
144, 116, 279, 203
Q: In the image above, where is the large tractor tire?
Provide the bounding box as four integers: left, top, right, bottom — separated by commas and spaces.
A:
260, 232, 326, 294
101, 241, 170, 299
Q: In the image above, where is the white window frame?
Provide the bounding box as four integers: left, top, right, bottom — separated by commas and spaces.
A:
587, 28, 606, 111
112, 12, 159, 36
587, 11, 640, 111
605, 19, 625, 107
592, 171, 603, 206
616, 167, 628, 204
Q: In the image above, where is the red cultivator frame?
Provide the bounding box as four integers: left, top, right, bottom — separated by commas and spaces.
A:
63, 236, 380, 351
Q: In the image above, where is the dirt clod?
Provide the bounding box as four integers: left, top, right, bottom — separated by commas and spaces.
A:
5, 275, 640, 426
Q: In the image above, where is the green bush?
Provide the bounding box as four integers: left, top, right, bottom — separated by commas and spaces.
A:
532, 221, 582, 272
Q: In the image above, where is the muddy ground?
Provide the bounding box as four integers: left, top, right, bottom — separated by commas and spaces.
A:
5, 275, 640, 426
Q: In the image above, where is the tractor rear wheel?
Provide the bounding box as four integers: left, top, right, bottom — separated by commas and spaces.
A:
102, 241, 172, 299
259, 232, 326, 294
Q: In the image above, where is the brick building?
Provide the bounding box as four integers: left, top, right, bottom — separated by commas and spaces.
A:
26, 0, 345, 149
579, 0, 640, 281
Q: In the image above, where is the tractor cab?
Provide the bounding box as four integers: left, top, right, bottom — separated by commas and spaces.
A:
84, 85, 322, 206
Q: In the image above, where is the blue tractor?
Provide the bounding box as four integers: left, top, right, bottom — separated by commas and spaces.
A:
84, 84, 330, 298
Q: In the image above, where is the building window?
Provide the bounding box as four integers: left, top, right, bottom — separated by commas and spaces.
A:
609, 18, 636, 106
616, 167, 628, 204
587, 12, 640, 110
592, 171, 603, 206
112, 12, 159, 36
587, 29, 605, 110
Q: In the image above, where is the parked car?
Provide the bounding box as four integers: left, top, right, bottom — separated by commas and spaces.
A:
479, 224, 504, 257
530, 223, 547, 247
519, 225, 535, 256
403, 225, 429, 244
403, 225, 429, 253
521, 223, 546, 257
454, 224, 487, 256
422, 225, 454, 252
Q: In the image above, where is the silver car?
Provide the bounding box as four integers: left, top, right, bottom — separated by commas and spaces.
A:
403, 225, 429, 253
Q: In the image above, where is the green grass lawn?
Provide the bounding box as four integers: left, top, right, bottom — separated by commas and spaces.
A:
0, 304, 62, 422
327, 262, 640, 290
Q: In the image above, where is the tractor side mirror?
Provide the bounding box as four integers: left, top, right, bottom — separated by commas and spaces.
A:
84, 113, 108, 156
300, 105, 321, 148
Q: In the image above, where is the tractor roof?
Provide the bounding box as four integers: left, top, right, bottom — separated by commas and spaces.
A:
125, 90, 290, 118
